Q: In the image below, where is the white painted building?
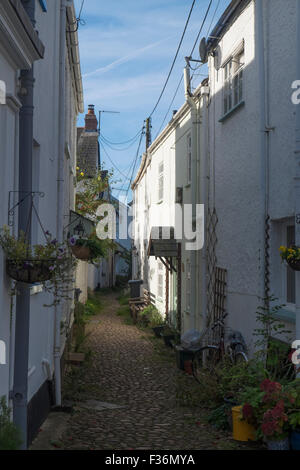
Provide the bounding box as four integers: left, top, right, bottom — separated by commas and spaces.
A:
205, 0, 297, 349
0, 0, 83, 446
132, 83, 208, 332
133, 0, 298, 350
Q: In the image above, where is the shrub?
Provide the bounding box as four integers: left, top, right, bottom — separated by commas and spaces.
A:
138, 305, 163, 328
0, 396, 22, 450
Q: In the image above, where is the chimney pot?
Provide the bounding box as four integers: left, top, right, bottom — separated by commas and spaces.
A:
85, 104, 98, 131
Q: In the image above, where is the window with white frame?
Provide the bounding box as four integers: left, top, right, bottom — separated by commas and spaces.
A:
223, 47, 244, 116
187, 133, 192, 184
158, 161, 164, 202
157, 261, 164, 300
186, 260, 191, 312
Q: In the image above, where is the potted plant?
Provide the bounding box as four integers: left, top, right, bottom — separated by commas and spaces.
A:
69, 232, 107, 262
284, 380, 300, 450
0, 227, 73, 284
160, 325, 179, 347
241, 379, 294, 449
0, 226, 76, 305
279, 245, 300, 271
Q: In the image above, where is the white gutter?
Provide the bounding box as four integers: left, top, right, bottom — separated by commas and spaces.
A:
54, 0, 69, 407
66, 3, 84, 114
184, 64, 198, 330
295, 0, 300, 369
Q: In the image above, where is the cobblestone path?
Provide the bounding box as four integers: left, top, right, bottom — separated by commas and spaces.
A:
58, 291, 257, 450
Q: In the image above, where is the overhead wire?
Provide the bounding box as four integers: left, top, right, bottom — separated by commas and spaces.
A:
154, 0, 215, 138
100, 128, 143, 146
148, 0, 196, 119
99, 140, 134, 181
99, 136, 142, 152
125, 128, 145, 199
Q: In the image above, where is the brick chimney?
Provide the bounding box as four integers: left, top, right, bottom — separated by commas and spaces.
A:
85, 104, 98, 132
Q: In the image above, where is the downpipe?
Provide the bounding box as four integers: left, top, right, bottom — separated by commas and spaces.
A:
54, 0, 68, 407
255, 0, 270, 304
184, 64, 198, 329
199, 85, 209, 327
295, 0, 300, 373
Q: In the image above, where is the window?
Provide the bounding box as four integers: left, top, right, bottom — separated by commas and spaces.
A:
186, 261, 191, 312
158, 162, 164, 202
187, 134, 192, 184
157, 262, 164, 300
286, 225, 295, 304
223, 48, 244, 115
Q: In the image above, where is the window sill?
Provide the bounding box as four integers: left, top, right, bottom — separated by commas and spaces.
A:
273, 305, 296, 325
219, 100, 245, 123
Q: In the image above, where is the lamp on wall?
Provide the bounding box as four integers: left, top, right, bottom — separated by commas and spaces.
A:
74, 221, 85, 238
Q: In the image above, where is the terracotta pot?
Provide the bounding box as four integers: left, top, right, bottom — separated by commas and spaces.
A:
71, 244, 91, 261
6, 259, 55, 284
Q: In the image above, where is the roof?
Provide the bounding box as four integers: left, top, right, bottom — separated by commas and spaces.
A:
207, 0, 252, 52
77, 129, 99, 177
8, 0, 45, 59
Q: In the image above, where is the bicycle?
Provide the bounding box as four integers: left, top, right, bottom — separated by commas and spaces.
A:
192, 312, 248, 385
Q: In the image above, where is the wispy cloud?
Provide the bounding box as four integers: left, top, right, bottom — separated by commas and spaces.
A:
83, 37, 171, 78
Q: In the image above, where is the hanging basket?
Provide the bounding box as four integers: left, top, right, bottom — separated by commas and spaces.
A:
71, 244, 91, 261
6, 259, 56, 284
287, 258, 300, 272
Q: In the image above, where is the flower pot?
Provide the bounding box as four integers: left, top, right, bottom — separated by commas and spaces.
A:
6, 259, 55, 284
71, 244, 91, 261
266, 437, 289, 451
287, 258, 300, 271
224, 397, 239, 431
175, 345, 195, 371
232, 406, 256, 442
184, 360, 193, 375
162, 334, 175, 348
290, 430, 300, 450
152, 325, 165, 338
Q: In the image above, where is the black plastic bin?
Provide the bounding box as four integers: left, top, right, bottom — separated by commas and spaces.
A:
175, 345, 195, 370
128, 279, 143, 298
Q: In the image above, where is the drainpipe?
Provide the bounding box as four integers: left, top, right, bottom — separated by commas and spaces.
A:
184, 62, 198, 329
53, 0, 68, 407
12, 0, 36, 450
199, 85, 209, 327
295, 0, 300, 373
255, 0, 270, 304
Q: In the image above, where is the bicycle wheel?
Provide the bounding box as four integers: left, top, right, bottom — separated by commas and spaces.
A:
192, 346, 221, 385
234, 351, 248, 364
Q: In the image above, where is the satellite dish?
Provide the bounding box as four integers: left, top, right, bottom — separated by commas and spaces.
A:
199, 37, 208, 63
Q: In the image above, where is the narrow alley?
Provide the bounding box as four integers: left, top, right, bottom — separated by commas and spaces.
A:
32, 290, 257, 451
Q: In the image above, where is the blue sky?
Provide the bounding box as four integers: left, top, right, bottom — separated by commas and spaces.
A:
74, 0, 231, 200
